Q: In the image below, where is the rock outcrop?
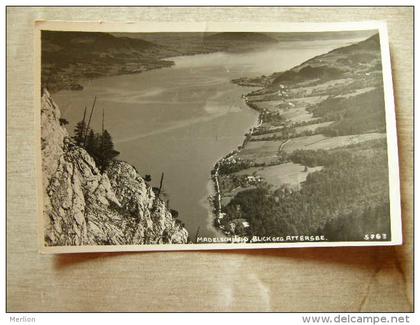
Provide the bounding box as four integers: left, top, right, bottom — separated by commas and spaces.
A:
41, 89, 188, 246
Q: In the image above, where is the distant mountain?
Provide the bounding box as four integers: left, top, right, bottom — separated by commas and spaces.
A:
328, 32, 381, 54
41, 31, 178, 92
203, 32, 278, 52
268, 30, 377, 42
42, 31, 158, 53
114, 32, 279, 55
204, 32, 278, 44
270, 33, 382, 85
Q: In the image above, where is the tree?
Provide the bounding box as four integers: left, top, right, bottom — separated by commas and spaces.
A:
85, 129, 98, 159
158, 172, 164, 197
96, 129, 120, 172
71, 99, 121, 174
83, 96, 97, 147
73, 120, 88, 146
170, 209, 179, 218
59, 118, 69, 126
73, 106, 88, 146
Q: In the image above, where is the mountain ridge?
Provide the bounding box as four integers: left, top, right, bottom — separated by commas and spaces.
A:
204, 32, 278, 43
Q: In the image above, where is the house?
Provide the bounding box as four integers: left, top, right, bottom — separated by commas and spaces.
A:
247, 175, 256, 182
242, 221, 250, 228
246, 175, 262, 184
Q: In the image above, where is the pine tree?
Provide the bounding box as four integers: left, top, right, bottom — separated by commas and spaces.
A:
73, 120, 88, 146
85, 129, 98, 162
97, 129, 119, 172
83, 97, 97, 147
73, 100, 120, 173
73, 106, 88, 146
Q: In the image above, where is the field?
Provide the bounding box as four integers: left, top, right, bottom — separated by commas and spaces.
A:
337, 86, 376, 99
255, 100, 288, 112
233, 162, 323, 190
288, 95, 328, 106
237, 140, 284, 164
282, 133, 386, 153
288, 78, 354, 97
277, 106, 317, 123
294, 121, 334, 134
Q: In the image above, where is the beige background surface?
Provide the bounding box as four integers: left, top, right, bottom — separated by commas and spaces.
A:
6, 7, 413, 312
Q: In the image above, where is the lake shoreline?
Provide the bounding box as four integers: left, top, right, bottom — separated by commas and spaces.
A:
48, 60, 176, 95
210, 86, 264, 234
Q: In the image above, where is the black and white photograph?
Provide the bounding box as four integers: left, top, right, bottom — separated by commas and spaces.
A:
36, 21, 402, 252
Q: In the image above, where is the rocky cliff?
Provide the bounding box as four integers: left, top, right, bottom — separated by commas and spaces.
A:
41, 89, 189, 246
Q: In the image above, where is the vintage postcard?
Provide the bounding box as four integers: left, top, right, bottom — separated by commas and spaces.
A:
35, 20, 402, 253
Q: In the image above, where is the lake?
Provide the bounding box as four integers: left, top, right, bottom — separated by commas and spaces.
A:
53, 37, 366, 238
